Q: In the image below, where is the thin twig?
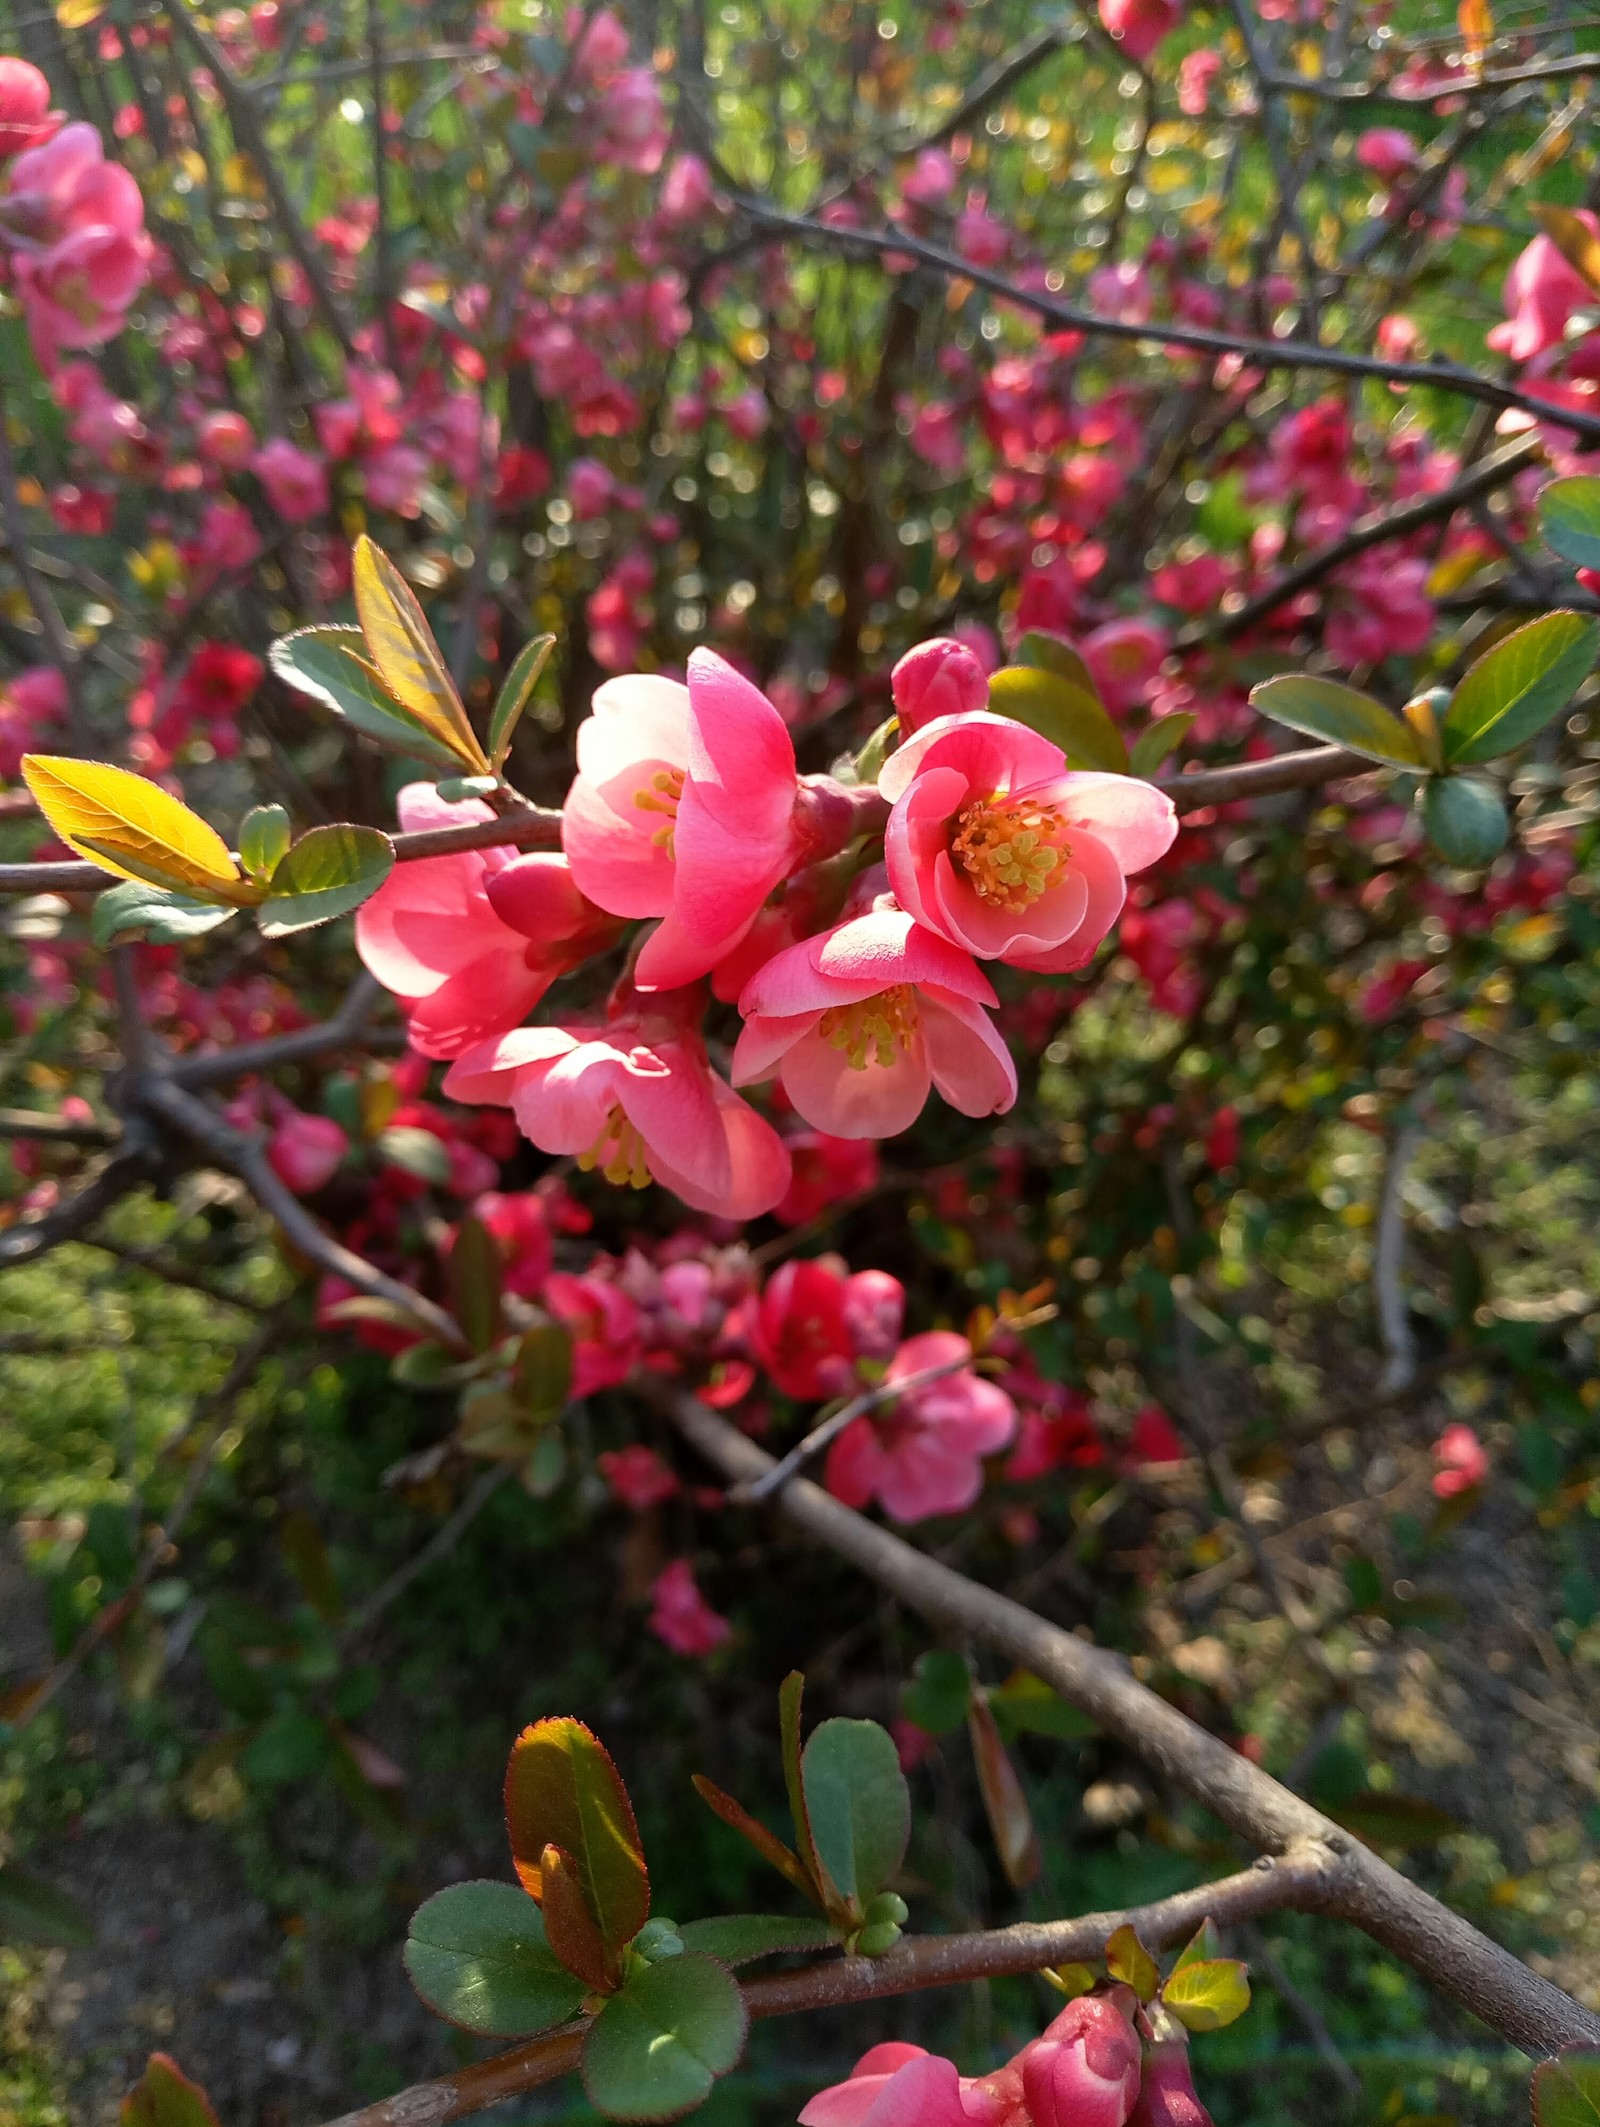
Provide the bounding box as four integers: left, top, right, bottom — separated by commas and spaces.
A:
1374, 1111, 1424, 1396
341, 1465, 509, 1641
739, 1355, 976, 1504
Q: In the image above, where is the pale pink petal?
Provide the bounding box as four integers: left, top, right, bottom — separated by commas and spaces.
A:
395, 782, 495, 833
617, 1042, 732, 1205
799, 2054, 970, 2127
1049, 770, 1178, 874
512, 1041, 632, 1152
875, 1432, 986, 1522
919, 1375, 1017, 1456
685, 648, 796, 838
730, 1010, 819, 1086
878, 709, 1066, 804
883, 764, 970, 938
406, 951, 550, 1059
355, 851, 504, 996
888, 1332, 974, 1382
442, 1026, 579, 1104
561, 770, 677, 918
780, 1020, 931, 1140
817, 906, 996, 1004
650, 1076, 791, 1218
575, 674, 692, 783
920, 993, 1018, 1118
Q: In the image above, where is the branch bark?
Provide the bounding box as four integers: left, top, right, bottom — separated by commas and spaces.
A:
654, 1385, 1600, 2059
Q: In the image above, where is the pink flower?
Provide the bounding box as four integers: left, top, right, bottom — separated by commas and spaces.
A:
563, 652, 848, 993
0, 666, 68, 778
1021, 1994, 1143, 2127
599, 1445, 680, 1510
733, 903, 1016, 1140
1088, 260, 1152, 327
659, 152, 716, 224
841, 1269, 905, 1361
1081, 617, 1169, 713
774, 1131, 879, 1227
1177, 48, 1221, 116
267, 1109, 348, 1195
955, 205, 1010, 268
597, 67, 668, 174
750, 1257, 855, 1402
891, 638, 989, 736
544, 1269, 641, 1395
825, 1332, 1016, 1524
880, 714, 1175, 974
1432, 1423, 1487, 1500
250, 437, 329, 522
1128, 2029, 1213, 2127
1356, 127, 1418, 183
0, 60, 62, 159
799, 2044, 1000, 2127
567, 457, 616, 518
3, 122, 151, 360
1123, 1404, 1187, 1467
902, 148, 958, 207
441, 990, 792, 1220
648, 1558, 732, 1656
1097, 0, 1183, 63
196, 409, 255, 468
473, 1189, 553, 1298
1487, 223, 1600, 362
357, 785, 621, 1059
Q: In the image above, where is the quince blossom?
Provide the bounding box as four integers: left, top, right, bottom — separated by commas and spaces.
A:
824, 1331, 1017, 1524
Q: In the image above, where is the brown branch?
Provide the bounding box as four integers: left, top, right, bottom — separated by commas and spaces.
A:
1175, 436, 1545, 650
721, 200, 1600, 445
1165, 745, 1369, 808
0, 1106, 117, 1146
135, 1077, 468, 1353
655, 1385, 1600, 2059
0, 1145, 158, 1265
171, 971, 386, 1090
313, 1855, 1329, 2127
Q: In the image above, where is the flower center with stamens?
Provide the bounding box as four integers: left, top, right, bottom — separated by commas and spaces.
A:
577, 1104, 651, 1188
819, 985, 919, 1071
950, 792, 1068, 909
632, 766, 685, 855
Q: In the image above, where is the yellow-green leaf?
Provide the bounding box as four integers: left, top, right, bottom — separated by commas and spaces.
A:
988, 667, 1129, 774
1162, 1956, 1251, 2031
20, 756, 253, 901
351, 537, 488, 772
1105, 1922, 1161, 2001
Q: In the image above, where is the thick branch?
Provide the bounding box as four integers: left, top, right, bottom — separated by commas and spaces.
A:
0, 1106, 118, 1146
314, 1854, 1329, 2127
656, 1387, 1600, 2059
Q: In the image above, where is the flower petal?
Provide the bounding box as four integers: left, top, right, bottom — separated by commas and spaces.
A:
920, 992, 1018, 1118
780, 1019, 931, 1140
685, 648, 796, 838
878, 709, 1066, 804
575, 673, 692, 784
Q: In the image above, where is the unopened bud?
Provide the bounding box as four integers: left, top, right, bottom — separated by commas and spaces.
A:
891, 638, 989, 737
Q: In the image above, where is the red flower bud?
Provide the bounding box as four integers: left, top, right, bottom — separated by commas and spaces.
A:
890, 637, 988, 736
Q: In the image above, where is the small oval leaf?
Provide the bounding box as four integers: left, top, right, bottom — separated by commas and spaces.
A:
490, 634, 556, 767
404, 1881, 587, 2038
92, 882, 238, 948
1441, 610, 1600, 765
269, 626, 462, 768
582, 1955, 747, 2124
800, 1718, 911, 1910
257, 824, 395, 936
1162, 1955, 1251, 2032
1105, 1922, 1161, 2002
505, 1718, 650, 1956
1422, 776, 1508, 868
1248, 677, 1423, 767
238, 804, 292, 881
1129, 711, 1196, 779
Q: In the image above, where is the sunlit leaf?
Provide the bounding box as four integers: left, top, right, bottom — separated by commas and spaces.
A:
800, 1718, 911, 1910
238, 804, 291, 882
21, 756, 251, 899
1015, 631, 1103, 701
92, 881, 237, 948
1538, 476, 1600, 572
269, 626, 462, 768
504, 1718, 650, 1955
1105, 1923, 1161, 2001
257, 824, 394, 935
120, 2055, 219, 2127
1533, 2046, 1600, 2127
540, 1843, 614, 1990
1457, 0, 1492, 71
1129, 712, 1196, 779
582, 1955, 747, 2124
1534, 206, 1600, 300
1162, 1956, 1251, 2031
352, 536, 488, 772
489, 633, 556, 767
1441, 611, 1599, 765
56, 0, 106, 26
1247, 677, 1424, 767
404, 1881, 586, 2038
988, 666, 1128, 774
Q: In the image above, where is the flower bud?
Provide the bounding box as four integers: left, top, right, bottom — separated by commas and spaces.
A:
267, 1111, 348, 1196
855, 1920, 902, 1956
1129, 2031, 1214, 2127
890, 638, 988, 737
0, 59, 60, 159
1021, 1992, 1143, 2127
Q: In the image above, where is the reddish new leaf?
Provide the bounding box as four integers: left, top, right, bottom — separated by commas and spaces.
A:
505, 1718, 649, 1956
540, 1844, 614, 1992
690, 1774, 817, 1902
967, 1691, 1042, 1889
121, 2056, 220, 2127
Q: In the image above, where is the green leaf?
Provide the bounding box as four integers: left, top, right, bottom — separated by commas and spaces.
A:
1442, 611, 1600, 764
1162, 1956, 1251, 2031
257, 824, 394, 936
779, 1671, 823, 1898
238, 804, 291, 882
854, 714, 898, 785
1421, 776, 1508, 868
800, 1719, 911, 1909
1539, 476, 1600, 571
1015, 631, 1102, 699
512, 1320, 573, 1418
582, 1955, 747, 2123
490, 634, 556, 767
450, 1213, 504, 1355
988, 665, 1128, 774
120, 2055, 219, 2127
92, 880, 237, 947
269, 625, 463, 768
1533, 2046, 1600, 2127
1330, 1790, 1462, 1849
1129, 711, 1196, 779
676, 1913, 839, 1965
0, 1860, 95, 1947
899, 1649, 971, 1737
404, 1882, 587, 2037
352, 536, 489, 772
376, 1124, 453, 1185
436, 776, 500, 802
242, 1711, 329, 1785
1249, 675, 1423, 767
504, 1718, 650, 1956
1105, 1923, 1161, 2001
1170, 1919, 1221, 1973
987, 1670, 1097, 1742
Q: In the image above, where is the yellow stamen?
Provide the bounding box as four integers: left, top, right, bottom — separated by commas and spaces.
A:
577, 1104, 652, 1189
633, 767, 686, 854
819, 985, 919, 1071
950, 792, 1068, 909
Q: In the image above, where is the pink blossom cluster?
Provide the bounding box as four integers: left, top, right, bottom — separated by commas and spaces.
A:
355, 642, 1176, 1223
800, 1987, 1214, 2127
0, 66, 151, 368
